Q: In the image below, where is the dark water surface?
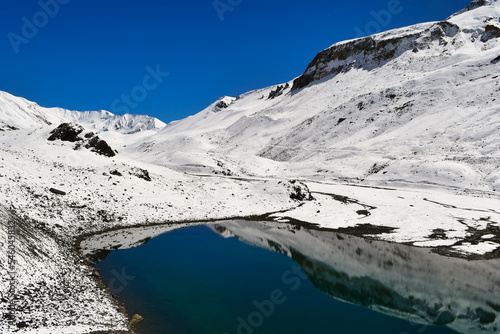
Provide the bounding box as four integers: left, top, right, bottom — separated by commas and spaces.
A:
95, 221, 499, 334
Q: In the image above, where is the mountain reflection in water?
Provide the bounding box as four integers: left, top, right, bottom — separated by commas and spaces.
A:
210, 220, 500, 334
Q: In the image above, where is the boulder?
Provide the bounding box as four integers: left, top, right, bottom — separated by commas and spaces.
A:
49, 188, 66, 196
84, 136, 116, 157
48, 123, 84, 142
129, 314, 144, 327
285, 180, 314, 201
110, 170, 123, 176
130, 168, 152, 182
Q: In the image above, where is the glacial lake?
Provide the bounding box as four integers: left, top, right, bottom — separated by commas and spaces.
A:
94, 220, 500, 334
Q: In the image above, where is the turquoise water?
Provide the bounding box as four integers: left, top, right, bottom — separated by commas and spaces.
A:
96, 224, 460, 334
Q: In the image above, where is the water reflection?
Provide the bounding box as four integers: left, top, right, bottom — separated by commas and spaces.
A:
209, 220, 500, 334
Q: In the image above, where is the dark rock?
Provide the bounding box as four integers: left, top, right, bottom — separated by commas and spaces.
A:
215, 100, 229, 110
429, 229, 447, 240
482, 25, 500, 42
84, 136, 116, 157
49, 188, 66, 196
434, 311, 455, 326
367, 163, 389, 175
337, 118, 347, 125
435, 21, 461, 38
110, 170, 123, 176
0, 124, 19, 131
130, 168, 151, 181
48, 123, 84, 142
129, 314, 144, 327
16, 321, 29, 329
66, 129, 118, 158
356, 210, 371, 217
288, 180, 314, 201
491, 55, 500, 64
268, 85, 286, 99
476, 308, 496, 324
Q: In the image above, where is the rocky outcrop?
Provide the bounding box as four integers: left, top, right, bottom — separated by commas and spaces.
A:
48, 123, 117, 157
214, 97, 234, 112
291, 21, 461, 91
268, 83, 289, 99
129, 168, 152, 182
284, 180, 314, 201
48, 123, 84, 142
481, 24, 500, 42
84, 136, 116, 158
215, 100, 229, 110
0, 123, 19, 131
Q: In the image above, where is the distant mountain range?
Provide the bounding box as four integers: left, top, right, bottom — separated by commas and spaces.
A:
0, 90, 166, 134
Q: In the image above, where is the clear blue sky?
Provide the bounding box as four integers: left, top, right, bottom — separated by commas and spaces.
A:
1, 0, 472, 123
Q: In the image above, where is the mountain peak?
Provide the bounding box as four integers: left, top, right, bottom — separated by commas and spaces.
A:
448, 0, 499, 19
456, 0, 496, 14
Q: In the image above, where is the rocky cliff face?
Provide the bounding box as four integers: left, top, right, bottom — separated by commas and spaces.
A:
291, 21, 464, 91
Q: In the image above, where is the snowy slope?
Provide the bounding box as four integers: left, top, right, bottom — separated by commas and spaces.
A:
0, 91, 166, 133
0, 124, 301, 333
123, 0, 500, 193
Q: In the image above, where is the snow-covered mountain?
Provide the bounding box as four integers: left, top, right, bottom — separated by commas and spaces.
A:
122, 0, 500, 193
0, 91, 166, 134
